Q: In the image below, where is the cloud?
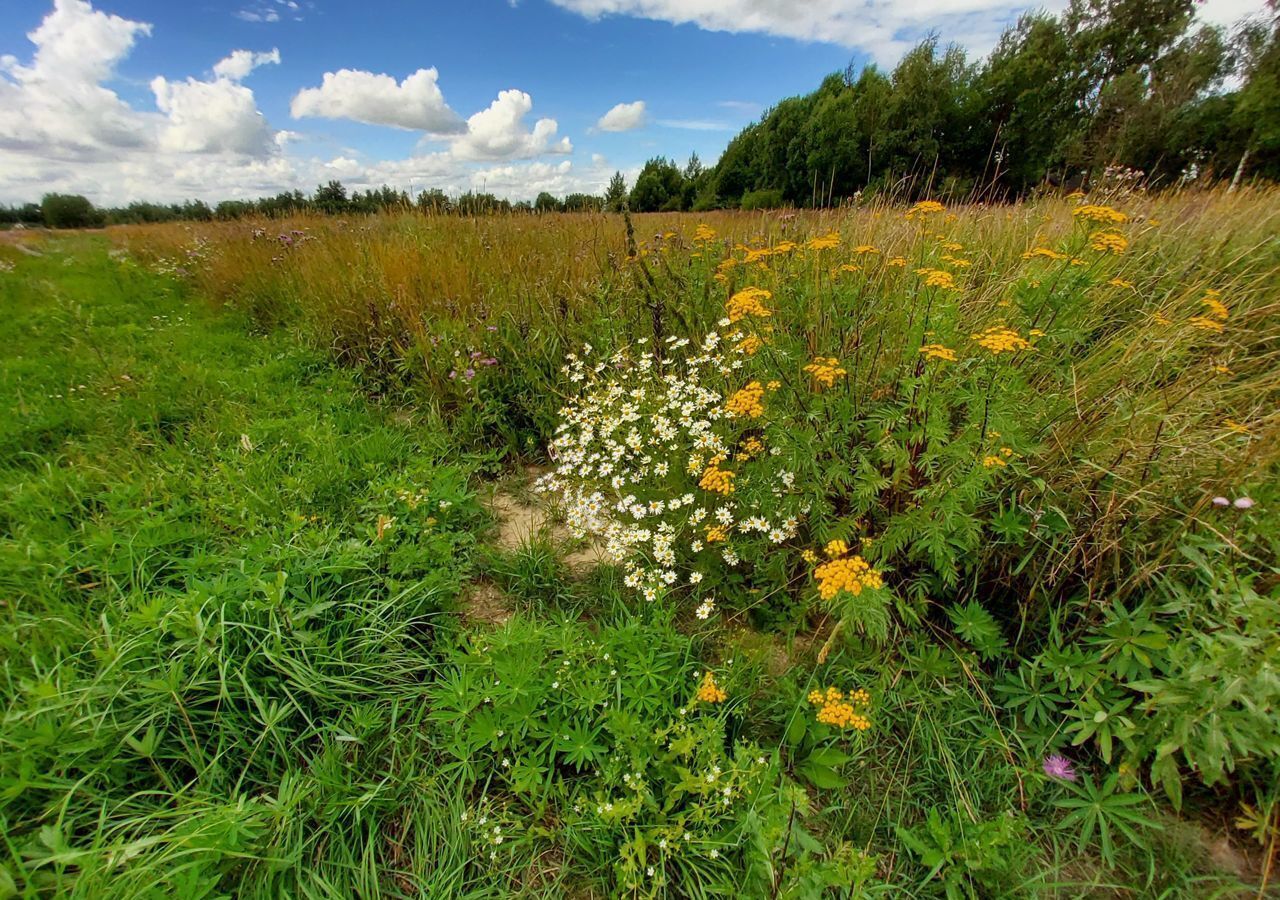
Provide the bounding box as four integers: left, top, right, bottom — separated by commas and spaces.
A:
151, 74, 274, 154
597, 100, 646, 131
213, 48, 280, 81
291, 68, 466, 132
449, 89, 572, 160
0, 0, 154, 155
656, 118, 729, 131
547, 0, 1069, 64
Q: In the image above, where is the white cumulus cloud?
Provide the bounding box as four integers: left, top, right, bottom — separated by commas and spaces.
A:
151, 74, 274, 154
290, 68, 466, 133
213, 48, 281, 81
597, 100, 646, 131
449, 89, 572, 160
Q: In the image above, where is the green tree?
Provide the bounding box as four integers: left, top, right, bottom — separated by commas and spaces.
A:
628, 157, 686, 211
40, 193, 101, 229
534, 191, 561, 213
603, 171, 628, 211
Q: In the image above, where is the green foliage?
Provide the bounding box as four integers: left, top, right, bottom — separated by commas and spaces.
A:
40, 193, 102, 229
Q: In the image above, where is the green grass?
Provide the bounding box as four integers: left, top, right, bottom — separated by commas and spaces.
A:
0, 239, 491, 896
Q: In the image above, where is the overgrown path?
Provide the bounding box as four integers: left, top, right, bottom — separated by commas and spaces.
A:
0, 238, 496, 894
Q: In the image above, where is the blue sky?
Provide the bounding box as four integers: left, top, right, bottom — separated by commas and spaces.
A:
0, 0, 1265, 204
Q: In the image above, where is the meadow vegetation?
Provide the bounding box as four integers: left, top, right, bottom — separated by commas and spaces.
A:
1, 186, 1277, 896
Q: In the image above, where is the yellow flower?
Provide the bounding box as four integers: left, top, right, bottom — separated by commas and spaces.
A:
1022, 247, 1067, 261
908, 200, 946, 217
706, 524, 729, 543
971, 326, 1034, 354
801, 549, 818, 564
698, 456, 737, 495
1073, 204, 1129, 225
696, 672, 727, 704
1200, 293, 1229, 321
814, 555, 883, 599
824, 539, 848, 559
806, 231, 840, 251
1224, 419, 1251, 435
916, 268, 957, 289
941, 255, 972, 268
693, 223, 716, 242
919, 343, 957, 362
852, 244, 880, 255
1188, 315, 1224, 333
736, 333, 764, 355
735, 436, 765, 460
1089, 231, 1128, 254
837, 263, 861, 274
886, 256, 907, 267
808, 686, 872, 730
726, 287, 773, 323
803, 356, 848, 388
725, 381, 766, 418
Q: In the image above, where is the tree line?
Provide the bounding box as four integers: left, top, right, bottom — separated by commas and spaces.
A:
3, 0, 1276, 227
625, 0, 1279, 210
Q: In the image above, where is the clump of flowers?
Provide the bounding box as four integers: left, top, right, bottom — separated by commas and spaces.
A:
916, 267, 958, 289
806, 232, 841, 251
698, 456, 736, 495
1200, 290, 1229, 321
908, 200, 946, 218
919, 343, 957, 362
814, 551, 884, 600
725, 287, 773, 323
808, 686, 872, 730
537, 339, 806, 599
724, 381, 766, 418
803, 356, 847, 387
1023, 246, 1068, 261
1089, 230, 1128, 254
693, 223, 716, 243
696, 671, 727, 704
1072, 204, 1129, 225
971, 326, 1034, 354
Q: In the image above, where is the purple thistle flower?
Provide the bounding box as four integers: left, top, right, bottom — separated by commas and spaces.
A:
463, 367, 476, 380
1042, 754, 1076, 781
1211, 496, 1230, 507
1233, 497, 1254, 509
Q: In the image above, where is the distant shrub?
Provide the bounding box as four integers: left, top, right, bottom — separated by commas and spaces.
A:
739, 188, 786, 210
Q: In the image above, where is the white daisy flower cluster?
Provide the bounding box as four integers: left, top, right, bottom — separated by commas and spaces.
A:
537, 334, 807, 601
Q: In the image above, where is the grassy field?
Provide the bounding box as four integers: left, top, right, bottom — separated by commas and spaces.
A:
2, 190, 1277, 897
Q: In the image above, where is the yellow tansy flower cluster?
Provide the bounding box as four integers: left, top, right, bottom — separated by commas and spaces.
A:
698, 456, 736, 495
814, 555, 884, 599
1072, 204, 1129, 225
725, 381, 766, 418
852, 244, 879, 255
1200, 290, 1229, 321
919, 343, 958, 362
803, 356, 848, 387
908, 200, 946, 218
1023, 247, 1067, 261
971, 326, 1034, 354
705, 525, 729, 543
1188, 315, 1224, 332
808, 686, 872, 730
726, 287, 773, 323
916, 268, 958, 289
696, 672, 727, 704
1089, 231, 1128, 254
806, 232, 841, 251
693, 223, 716, 242
824, 538, 849, 558
886, 256, 907, 267
801, 549, 818, 564
735, 436, 764, 461
1109, 278, 1134, 289
736, 333, 764, 355
983, 447, 1014, 467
